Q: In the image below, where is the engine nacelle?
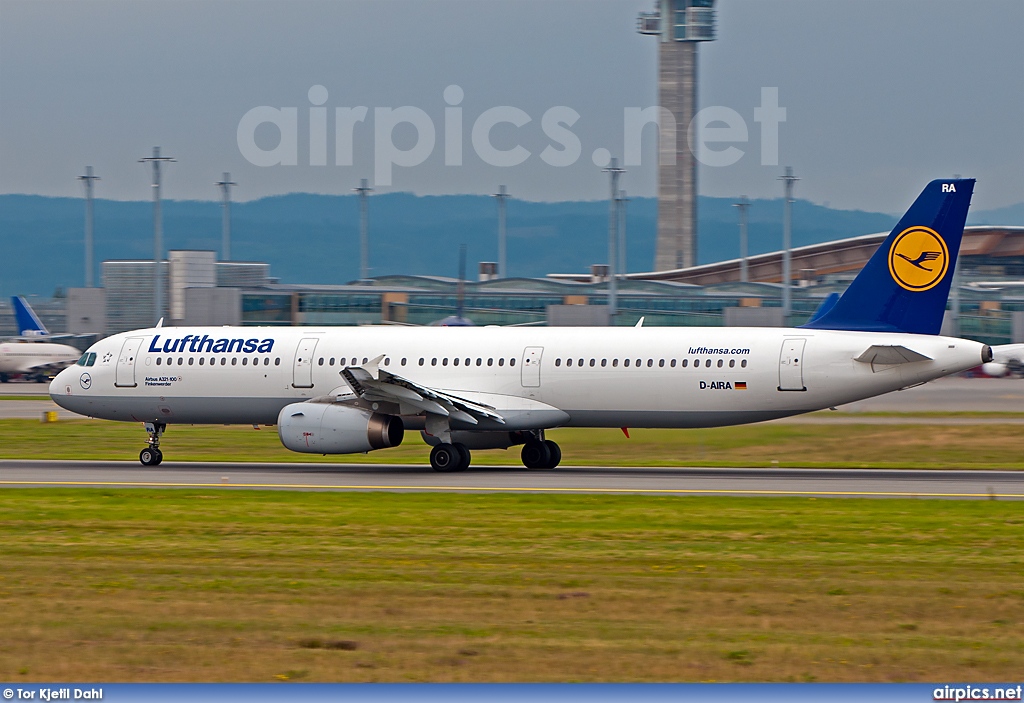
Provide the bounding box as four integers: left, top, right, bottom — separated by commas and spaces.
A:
278, 402, 404, 454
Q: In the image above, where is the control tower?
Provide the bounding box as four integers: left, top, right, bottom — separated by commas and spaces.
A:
638, 0, 717, 271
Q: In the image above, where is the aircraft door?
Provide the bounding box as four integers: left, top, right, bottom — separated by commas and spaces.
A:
778, 338, 807, 391
292, 338, 319, 388
114, 337, 144, 388
521, 346, 543, 387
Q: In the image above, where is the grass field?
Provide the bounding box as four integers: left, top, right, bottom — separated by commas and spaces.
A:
1, 418, 1022, 469
0, 489, 1021, 682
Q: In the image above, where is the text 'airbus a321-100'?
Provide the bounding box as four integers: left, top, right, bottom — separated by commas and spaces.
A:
51, 179, 1005, 471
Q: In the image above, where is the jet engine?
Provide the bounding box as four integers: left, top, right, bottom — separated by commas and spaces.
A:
278, 402, 404, 454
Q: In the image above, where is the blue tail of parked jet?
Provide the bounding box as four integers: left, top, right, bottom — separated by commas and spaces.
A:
12, 296, 49, 337
802, 178, 975, 335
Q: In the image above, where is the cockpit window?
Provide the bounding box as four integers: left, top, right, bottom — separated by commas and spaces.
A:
77, 353, 89, 366
86, 352, 97, 366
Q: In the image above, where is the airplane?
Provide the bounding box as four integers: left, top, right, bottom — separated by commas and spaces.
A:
0, 297, 82, 382
50, 179, 1003, 470
980, 344, 1024, 378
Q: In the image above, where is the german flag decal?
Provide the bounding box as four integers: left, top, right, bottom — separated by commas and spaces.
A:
735, 382, 747, 390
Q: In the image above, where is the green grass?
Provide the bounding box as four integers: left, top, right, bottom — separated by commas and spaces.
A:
1, 418, 1023, 469
0, 395, 52, 401
0, 489, 1021, 682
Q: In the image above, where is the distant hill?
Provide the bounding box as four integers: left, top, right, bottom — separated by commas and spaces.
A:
0, 192, 1019, 298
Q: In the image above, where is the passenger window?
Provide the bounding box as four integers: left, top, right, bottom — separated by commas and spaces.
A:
717, 359, 723, 368
659, 359, 665, 367
612, 359, 618, 367
362, 357, 368, 364
741, 359, 747, 368
232, 358, 237, 366
578, 359, 583, 367
329, 357, 335, 366
498, 358, 504, 367
443, 358, 449, 366
705, 359, 712, 368
729, 359, 735, 368
275, 358, 281, 366
555, 359, 561, 367
454, 358, 459, 366
419, 358, 425, 366
198, 358, 204, 366
318, 357, 324, 366
601, 359, 607, 367
242, 358, 248, 366
465, 358, 470, 366
189, 357, 195, 366
635, 359, 641, 367
693, 358, 699, 367
647, 359, 653, 367
487, 358, 493, 366
510, 358, 516, 367
178, 357, 184, 365
384, 358, 390, 366
156, 358, 162, 366
590, 359, 595, 367
264, 357, 270, 366
682, 359, 688, 368
567, 358, 573, 367
624, 359, 630, 368
670, 359, 676, 368
221, 358, 227, 366
431, 358, 437, 366
401, 358, 407, 366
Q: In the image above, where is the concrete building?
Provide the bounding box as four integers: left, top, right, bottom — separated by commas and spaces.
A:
638, 0, 717, 271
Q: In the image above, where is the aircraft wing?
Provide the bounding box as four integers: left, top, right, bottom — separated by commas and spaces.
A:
854, 345, 932, 365
339, 355, 505, 426
23, 358, 77, 374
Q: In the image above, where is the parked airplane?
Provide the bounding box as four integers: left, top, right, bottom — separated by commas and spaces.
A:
51, 179, 998, 469
0, 297, 81, 382
981, 344, 1024, 378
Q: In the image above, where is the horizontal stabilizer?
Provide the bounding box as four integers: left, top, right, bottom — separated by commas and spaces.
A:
855, 345, 932, 365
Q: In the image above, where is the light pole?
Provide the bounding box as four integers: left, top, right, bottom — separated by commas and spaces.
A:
215, 172, 237, 261
779, 167, 799, 324
492, 185, 509, 278
77, 166, 100, 287
733, 197, 750, 283
603, 158, 625, 322
139, 147, 175, 324
353, 178, 372, 281
618, 189, 629, 281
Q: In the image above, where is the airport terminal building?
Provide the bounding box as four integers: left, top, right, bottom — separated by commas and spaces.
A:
3, 226, 1024, 348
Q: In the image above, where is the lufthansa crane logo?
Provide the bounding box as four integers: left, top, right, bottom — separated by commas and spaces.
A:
887, 226, 949, 292
79, 372, 92, 390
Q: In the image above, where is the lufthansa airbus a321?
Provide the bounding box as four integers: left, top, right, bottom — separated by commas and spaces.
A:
51, 179, 1003, 471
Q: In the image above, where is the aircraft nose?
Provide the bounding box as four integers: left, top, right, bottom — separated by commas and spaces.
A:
49, 367, 71, 400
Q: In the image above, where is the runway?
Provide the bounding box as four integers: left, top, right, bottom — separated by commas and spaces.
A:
2, 460, 1022, 499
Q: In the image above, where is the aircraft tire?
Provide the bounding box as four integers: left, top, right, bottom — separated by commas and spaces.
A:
453, 443, 471, 471
152, 448, 163, 466
140, 447, 159, 466
521, 441, 552, 470
543, 440, 561, 469
430, 443, 461, 472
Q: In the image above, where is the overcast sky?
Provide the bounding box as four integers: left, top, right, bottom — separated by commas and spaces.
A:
0, 0, 1021, 211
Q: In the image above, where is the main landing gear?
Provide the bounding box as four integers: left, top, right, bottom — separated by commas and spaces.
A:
140, 422, 165, 466
521, 439, 561, 470
430, 442, 471, 472
427, 435, 561, 472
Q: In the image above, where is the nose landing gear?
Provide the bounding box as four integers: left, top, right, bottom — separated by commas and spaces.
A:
140, 422, 165, 466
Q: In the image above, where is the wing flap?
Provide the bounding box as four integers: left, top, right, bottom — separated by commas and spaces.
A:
339, 357, 504, 424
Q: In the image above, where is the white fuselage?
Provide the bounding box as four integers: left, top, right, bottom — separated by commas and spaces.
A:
49, 325, 987, 430
0, 341, 81, 375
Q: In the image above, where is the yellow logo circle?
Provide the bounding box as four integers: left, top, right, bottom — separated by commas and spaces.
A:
887, 226, 949, 292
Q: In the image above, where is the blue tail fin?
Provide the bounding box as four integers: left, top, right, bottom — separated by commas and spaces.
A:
12, 296, 49, 337
801, 178, 974, 335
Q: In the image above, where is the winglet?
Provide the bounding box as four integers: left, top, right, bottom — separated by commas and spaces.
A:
634, 317, 645, 328
362, 354, 385, 380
